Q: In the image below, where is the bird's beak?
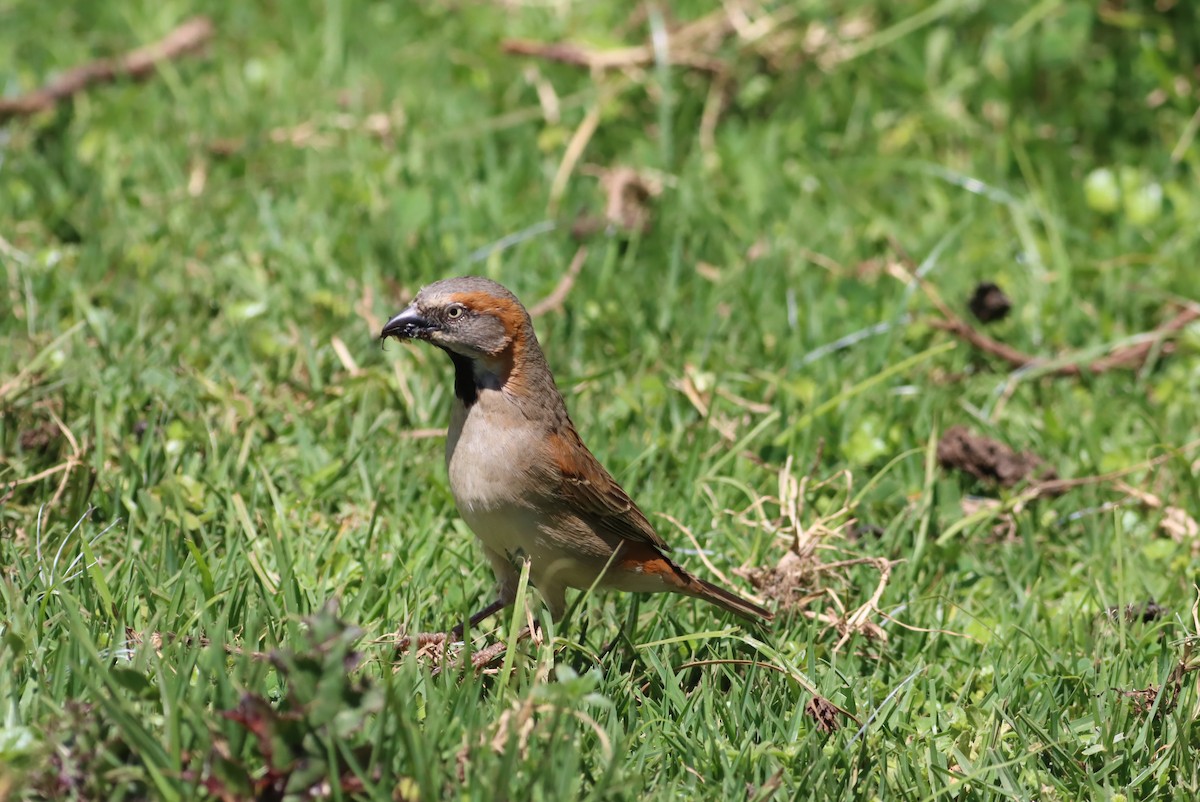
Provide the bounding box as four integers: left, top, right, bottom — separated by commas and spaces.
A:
381, 305, 437, 341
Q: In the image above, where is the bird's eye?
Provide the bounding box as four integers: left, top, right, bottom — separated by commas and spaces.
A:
446, 304, 466, 320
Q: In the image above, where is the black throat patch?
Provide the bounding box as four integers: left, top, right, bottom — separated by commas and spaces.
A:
447, 351, 479, 406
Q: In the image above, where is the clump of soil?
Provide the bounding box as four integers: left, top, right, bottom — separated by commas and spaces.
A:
737, 550, 821, 613
936, 425, 1056, 488
967, 281, 1012, 324
1106, 599, 1168, 624
19, 422, 60, 452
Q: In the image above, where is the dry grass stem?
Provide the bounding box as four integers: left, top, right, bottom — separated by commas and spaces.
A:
725, 457, 933, 650
529, 247, 589, 317
888, 239, 1200, 377
0, 17, 215, 122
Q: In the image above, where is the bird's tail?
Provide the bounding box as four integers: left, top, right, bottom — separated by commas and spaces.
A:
686, 576, 774, 623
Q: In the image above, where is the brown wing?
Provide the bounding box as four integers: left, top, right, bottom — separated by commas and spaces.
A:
548, 427, 672, 552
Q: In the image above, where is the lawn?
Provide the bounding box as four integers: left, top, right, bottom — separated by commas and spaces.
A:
2, 1, 1199, 799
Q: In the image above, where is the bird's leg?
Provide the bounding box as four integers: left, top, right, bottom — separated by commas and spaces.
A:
450, 598, 511, 640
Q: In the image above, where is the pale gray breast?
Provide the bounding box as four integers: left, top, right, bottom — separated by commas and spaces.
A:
444, 392, 628, 587
445, 391, 547, 517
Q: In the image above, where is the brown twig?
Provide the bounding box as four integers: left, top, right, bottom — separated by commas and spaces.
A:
0, 17, 215, 123
502, 40, 662, 72
529, 246, 589, 317
500, 9, 732, 129
1024, 437, 1200, 499
928, 309, 1198, 376
889, 237, 1200, 377
503, 3, 804, 76
507, 6, 811, 213
502, 10, 729, 75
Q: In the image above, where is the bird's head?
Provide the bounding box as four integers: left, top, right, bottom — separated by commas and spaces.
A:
381, 276, 532, 361
382, 276, 551, 404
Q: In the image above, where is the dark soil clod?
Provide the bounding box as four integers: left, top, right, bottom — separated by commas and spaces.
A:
805, 695, 844, 733
737, 551, 818, 611
19, 422, 60, 452
1107, 599, 1168, 624
967, 281, 1012, 324
936, 425, 1057, 488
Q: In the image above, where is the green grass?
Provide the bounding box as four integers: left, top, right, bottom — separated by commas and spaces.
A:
3, 1, 1200, 799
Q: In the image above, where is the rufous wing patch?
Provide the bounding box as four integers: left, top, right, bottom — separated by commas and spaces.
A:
615, 540, 689, 588
549, 428, 672, 552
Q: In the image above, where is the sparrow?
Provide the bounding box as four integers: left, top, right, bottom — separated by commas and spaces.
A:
381, 276, 772, 632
